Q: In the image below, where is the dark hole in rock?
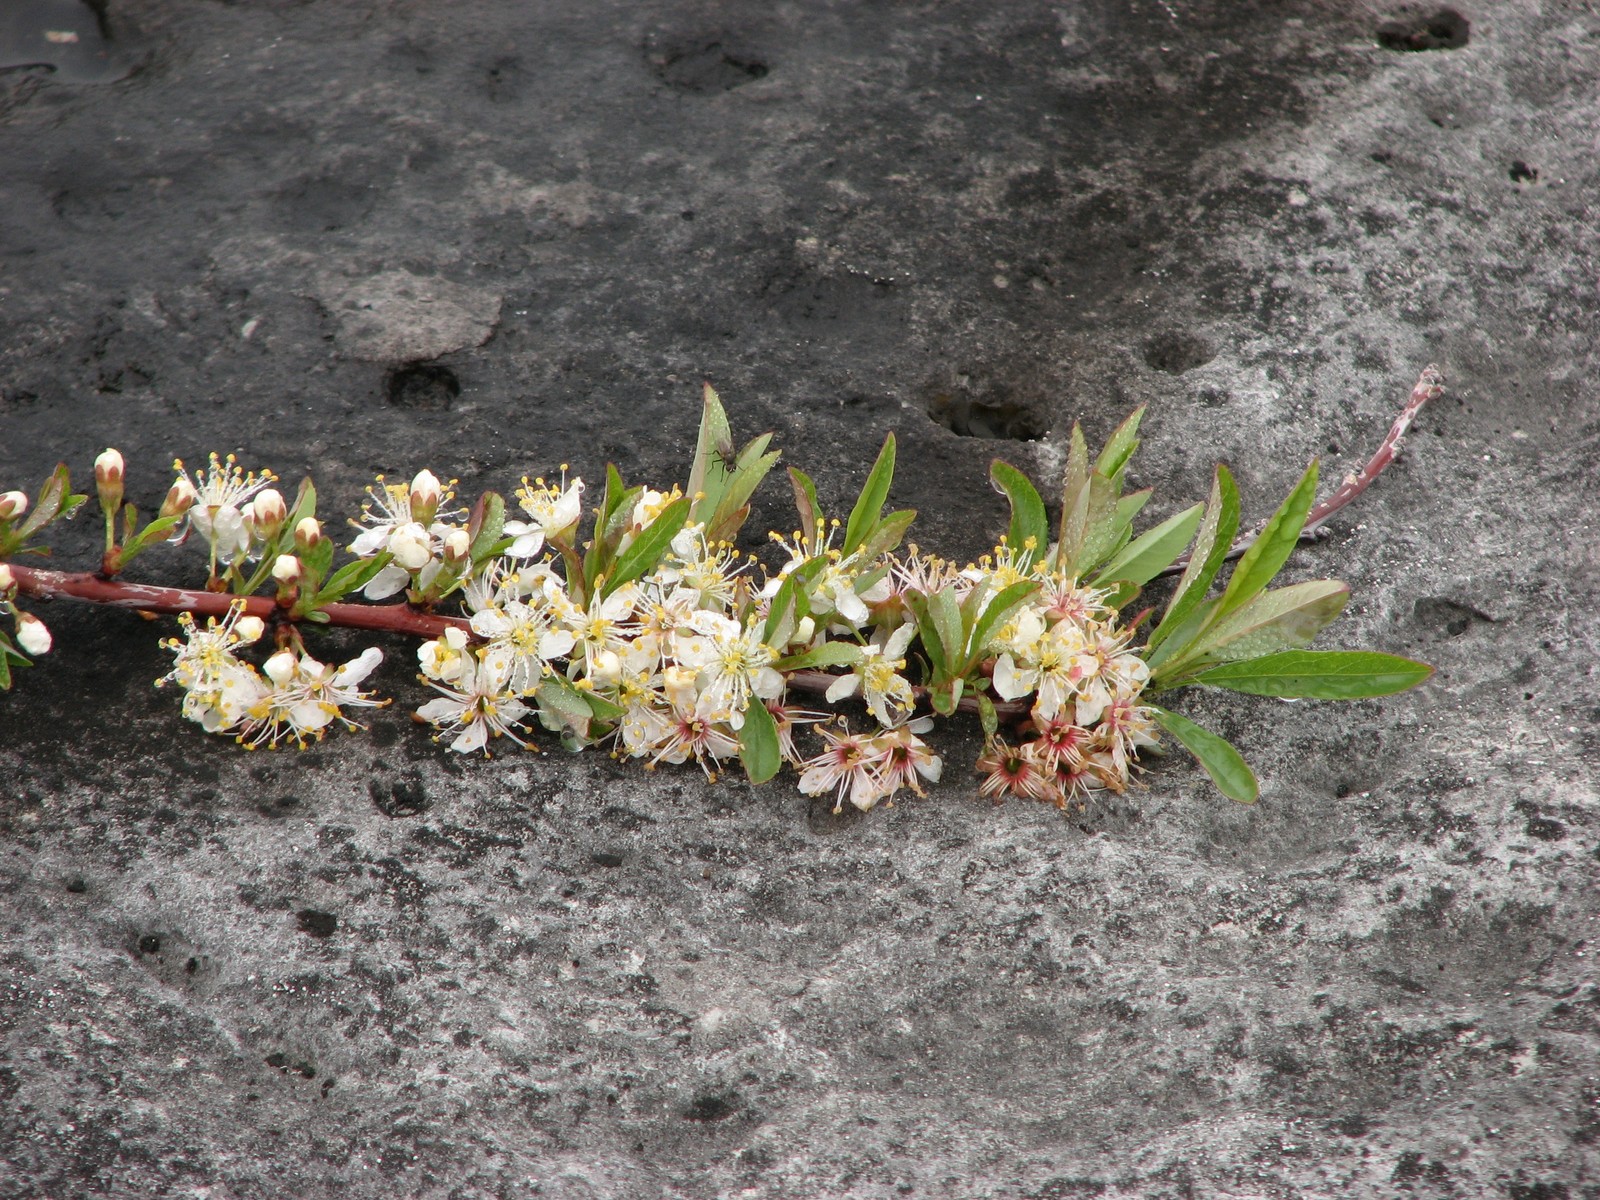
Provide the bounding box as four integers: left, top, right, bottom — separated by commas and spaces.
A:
589, 850, 625, 868
371, 776, 430, 818
386, 363, 460, 410
1509, 160, 1538, 184
137, 934, 161, 954
1524, 817, 1566, 842
265, 1052, 316, 1079
296, 909, 338, 938
923, 383, 1047, 441
1376, 9, 1469, 51
0, 0, 131, 84
185, 957, 199, 975
257, 793, 302, 818
65, 876, 87, 893
650, 37, 767, 94
684, 1091, 739, 1121
1412, 596, 1491, 637
1144, 331, 1215, 375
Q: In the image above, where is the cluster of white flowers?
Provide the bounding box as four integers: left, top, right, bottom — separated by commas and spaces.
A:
156, 603, 386, 747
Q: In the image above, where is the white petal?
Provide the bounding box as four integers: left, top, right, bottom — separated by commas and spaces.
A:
333, 647, 383, 687
450, 721, 488, 754
826, 674, 859, 703
363, 564, 411, 600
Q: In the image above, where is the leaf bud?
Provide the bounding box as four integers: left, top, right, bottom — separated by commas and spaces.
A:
294, 517, 323, 553
250, 489, 288, 541
263, 649, 297, 686
271, 553, 303, 584
15, 611, 51, 656
94, 448, 125, 515
0, 563, 13, 593
160, 477, 198, 520
0, 491, 27, 520
410, 469, 442, 527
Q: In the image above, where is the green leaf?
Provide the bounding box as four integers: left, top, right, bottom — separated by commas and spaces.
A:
856, 509, 916, 563
1095, 407, 1145, 484
16, 465, 76, 540
1175, 580, 1350, 671
120, 513, 182, 562
929, 587, 963, 679
989, 461, 1049, 564
1210, 460, 1319, 628
842, 433, 896, 557
1150, 706, 1258, 804
705, 436, 781, 545
1115, 488, 1151, 529
1149, 465, 1240, 651
738, 695, 782, 784
468, 492, 507, 566
904, 592, 947, 680
774, 642, 864, 672
536, 677, 595, 738
1055, 424, 1090, 570
316, 551, 394, 604
603, 496, 690, 596
1091, 502, 1204, 588
788, 467, 823, 546
687, 381, 736, 512
1189, 650, 1434, 699
966, 579, 1041, 664
762, 573, 806, 647
287, 476, 317, 530
1073, 472, 1121, 576
580, 688, 627, 721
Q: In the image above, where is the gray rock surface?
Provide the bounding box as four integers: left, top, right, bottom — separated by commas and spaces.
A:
1, 1, 1597, 1196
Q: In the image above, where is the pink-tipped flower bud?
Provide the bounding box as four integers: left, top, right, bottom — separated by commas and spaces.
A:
442, 527, 471, 566
0, 491, 27, 520
16, 611, 51, 656
294, 517, 323, 553
409, 469, 442, 527
271, 554, 303, 584
160, 477, 198, 520
0, 563, 14, 594
233, 615, 266, 645
250, 489, 288, 541
94, 448, 125, 515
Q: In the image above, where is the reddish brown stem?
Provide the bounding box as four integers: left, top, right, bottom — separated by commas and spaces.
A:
1158, 365, 1445, 577
9, 566, 469, 639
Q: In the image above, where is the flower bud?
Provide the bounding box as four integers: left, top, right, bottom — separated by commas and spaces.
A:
250, 489, 288, 541
271, 554, 302, 584
0, 491, 27, 520
0, 563, 14, 593
263, 649, 298, 686
15, 611, 51, 656
233, 615, 266, 645
294, 517, 323, 553
441, 527, 471, 566
409, 469, 442, 528
388, 522, 433, 570
160, 477, 198, 520
94, 449, 125, 515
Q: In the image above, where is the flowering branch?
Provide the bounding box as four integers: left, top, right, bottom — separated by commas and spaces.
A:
0, 375, 1440, 812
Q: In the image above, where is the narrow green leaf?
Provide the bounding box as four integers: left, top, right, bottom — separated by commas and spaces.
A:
687, 381, 735, 512
788, 466, 823, 546
738, 695, 782, 784
1209, 460, 1319, 628
579, 687, 627, 721
842, 433, 896, 556
966, 579, 1041, 663
1091, 502, 1204, 588
1115, 488, 1151, 529
762, 573, 805, 647
1073, 472, 1121, 576
706, 437, 780, 544
121, 514, 182, 563
929, 587, 963, 679
905, 592, 947, 679
468, 492, 507, 565
604, 496, 691, 596
1189, 650, 1434, 699
989, 460, 1049, 564
316, 551, 394, 604
1095, 406, 1145, 484
774, 642, 864, 672
287, 476, 318, 530
537, 677, 596, 737
16, 465, 72, 539
1150, 465, 1240, 651
856, 509, 917, 563
1056, 424, 1090, 570
1185, 580, 1348, 668
1150, 706, 1258, 804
